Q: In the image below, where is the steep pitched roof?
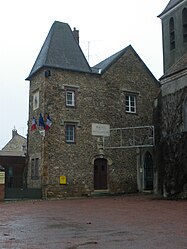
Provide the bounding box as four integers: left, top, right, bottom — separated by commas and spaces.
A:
92, 45, 159, 84
160, 51, 187, 79
92, 46, 130, 74
26, 21, 91, 80
158, 0, 185, 18
26, 21, 158, 83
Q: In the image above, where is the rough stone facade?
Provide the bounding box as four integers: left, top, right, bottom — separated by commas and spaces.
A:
27, 45, 159, 198
156, 0, 187, 197
156, 83, 187, 196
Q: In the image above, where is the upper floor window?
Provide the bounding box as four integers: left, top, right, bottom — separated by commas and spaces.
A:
66, 89, 75, 107
65, 124, 76, 143
33, 90, 39, 110
125, 95, 136, 113
169, 17, 175, 50
182, 8, 187, 43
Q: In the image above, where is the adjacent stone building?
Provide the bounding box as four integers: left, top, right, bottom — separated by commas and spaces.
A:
157, 0, 187, 196
0, 129, 27, 198
26, 21, 159, 198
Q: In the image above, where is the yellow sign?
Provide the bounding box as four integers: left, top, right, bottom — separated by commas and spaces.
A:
0, 172, 5, 184
60, 175, 67, 185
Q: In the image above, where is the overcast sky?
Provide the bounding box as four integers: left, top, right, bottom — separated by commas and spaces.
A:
0, 0, 169, 149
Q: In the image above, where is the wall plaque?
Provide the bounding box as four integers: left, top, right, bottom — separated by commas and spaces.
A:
0, 172, 5, 184
92, 123, 110, 137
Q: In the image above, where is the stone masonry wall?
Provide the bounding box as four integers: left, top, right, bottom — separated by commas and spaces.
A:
27, 48, 159, 197
157, 86, 187, 196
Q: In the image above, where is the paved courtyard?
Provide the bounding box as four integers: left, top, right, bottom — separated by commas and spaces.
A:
0, 195, 186, 249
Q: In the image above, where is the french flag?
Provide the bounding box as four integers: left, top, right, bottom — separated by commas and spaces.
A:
31, 117, 37, 131
45, 114, 52, 131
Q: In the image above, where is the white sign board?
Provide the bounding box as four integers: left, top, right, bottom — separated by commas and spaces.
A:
92, 123, 110, 137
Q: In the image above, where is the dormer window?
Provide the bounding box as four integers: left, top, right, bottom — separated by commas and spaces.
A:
169, 17, 175, 50
182, 8, 187, 43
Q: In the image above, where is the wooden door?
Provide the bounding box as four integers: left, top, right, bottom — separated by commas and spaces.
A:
144, 152, 153, 190
94, 158, 108, 190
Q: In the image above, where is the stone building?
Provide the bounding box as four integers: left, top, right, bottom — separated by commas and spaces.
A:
0, 129, 27, 198
26, 21, 159, 198
157, 0, 187, 196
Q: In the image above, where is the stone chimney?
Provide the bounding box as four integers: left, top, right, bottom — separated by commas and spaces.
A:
72, 27, 79, 44
12, 128, 18, 138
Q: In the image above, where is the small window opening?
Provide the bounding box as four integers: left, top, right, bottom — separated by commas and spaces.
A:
169, 17, 175, 50
182, 8, 187, 43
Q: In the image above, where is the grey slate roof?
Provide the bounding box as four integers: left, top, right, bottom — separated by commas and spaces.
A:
26, 21, 158, 82
26, 21, 91, 79
92, 45, 158, 84
158, 0, 185, 17
160, 51, 187, 79
92, 46, 130, 74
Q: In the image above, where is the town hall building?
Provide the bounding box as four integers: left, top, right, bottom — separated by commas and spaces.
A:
26, 21, 159, 198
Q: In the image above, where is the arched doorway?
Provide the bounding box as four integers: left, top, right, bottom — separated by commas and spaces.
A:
144, 152, 153, 190
94, 158, 108, 190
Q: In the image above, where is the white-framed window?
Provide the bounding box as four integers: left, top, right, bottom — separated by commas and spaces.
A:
125, 95, 136, 113
33, 91, 39, 110
65, 124, 76, 143
66, 90, 75, 107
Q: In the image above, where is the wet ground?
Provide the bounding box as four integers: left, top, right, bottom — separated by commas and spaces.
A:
0, 195, 187, 249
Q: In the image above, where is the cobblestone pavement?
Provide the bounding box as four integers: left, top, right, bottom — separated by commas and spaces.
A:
0, 195, 186, 249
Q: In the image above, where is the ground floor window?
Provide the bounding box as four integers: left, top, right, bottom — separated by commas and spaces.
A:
31, 158, 39, 180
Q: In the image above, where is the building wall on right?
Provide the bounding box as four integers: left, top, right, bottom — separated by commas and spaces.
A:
156, 0, 187, 196
156, 82, 187, 196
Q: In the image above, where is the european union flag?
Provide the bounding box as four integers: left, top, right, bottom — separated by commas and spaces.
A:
39, 113, 45, 128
